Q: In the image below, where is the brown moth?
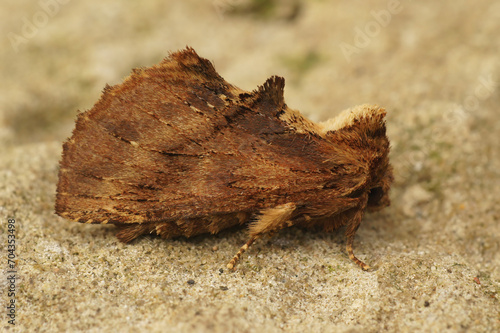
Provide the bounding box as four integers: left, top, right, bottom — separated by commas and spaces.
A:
55, 47, 393, 271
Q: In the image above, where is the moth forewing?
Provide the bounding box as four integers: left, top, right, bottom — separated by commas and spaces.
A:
55, 47, 393, 271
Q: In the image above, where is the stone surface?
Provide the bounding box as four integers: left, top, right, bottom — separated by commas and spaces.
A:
1, 0, 499, 332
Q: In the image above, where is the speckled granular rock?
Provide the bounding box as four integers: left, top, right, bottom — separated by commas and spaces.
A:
1, 0, 499, 332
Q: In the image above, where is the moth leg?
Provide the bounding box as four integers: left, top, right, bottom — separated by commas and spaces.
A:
227, 235, 259, 270
345, 208, 371, 271
227, 203, 297, 270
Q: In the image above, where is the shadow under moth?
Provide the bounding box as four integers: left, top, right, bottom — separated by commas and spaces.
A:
55, 47, 393, 271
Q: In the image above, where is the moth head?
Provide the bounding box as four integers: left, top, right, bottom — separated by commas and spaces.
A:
366, 162, 393, 211
320, 104, 393, 210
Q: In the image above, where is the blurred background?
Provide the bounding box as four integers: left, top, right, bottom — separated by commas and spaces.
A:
1, 0, 499, 331
3, 0, 498, 145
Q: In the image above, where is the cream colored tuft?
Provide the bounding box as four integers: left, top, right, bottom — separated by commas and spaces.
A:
318, 104, 383, 134
249, 203, 296, 236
